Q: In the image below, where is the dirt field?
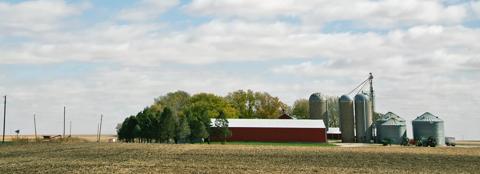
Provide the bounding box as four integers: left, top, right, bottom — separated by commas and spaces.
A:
456, 140, 480, 147
1, 142, 479, 174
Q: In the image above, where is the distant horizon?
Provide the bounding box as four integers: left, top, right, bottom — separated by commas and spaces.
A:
2, 134, 479, 141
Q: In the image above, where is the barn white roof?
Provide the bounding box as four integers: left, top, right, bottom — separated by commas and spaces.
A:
327, 127, 341, 134
210, 119, 325, 128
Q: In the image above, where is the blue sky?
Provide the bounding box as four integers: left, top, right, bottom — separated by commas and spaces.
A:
1, 0, 480, 140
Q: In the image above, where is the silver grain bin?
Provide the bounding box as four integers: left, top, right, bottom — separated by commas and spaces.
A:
412, 112, 445, 146
339, 95, 355, 143
375, 112, 406, 144
354, 94, 373, 143
375, 112, 404, 142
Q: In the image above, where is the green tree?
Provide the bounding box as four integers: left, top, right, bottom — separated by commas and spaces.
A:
118, 90, 293, 144
117, 116, 139, 143
326, 96, 339, 128
253, 92, 288, 118
183, 92, 239, 135
133, 124, 142, 142
153, 90, 190, 117
189, 118, 209, 143
136, 107, 160, 143
175, 115, 191, 144
159, 107, 177, 143
292, 99, 309, 119
225, 90, 256, 118
214, 111, 231, 144
117, 119, 128, 142
186, 93, 239, 119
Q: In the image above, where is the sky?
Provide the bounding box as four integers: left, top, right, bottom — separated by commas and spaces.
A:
0, 0, 479, 140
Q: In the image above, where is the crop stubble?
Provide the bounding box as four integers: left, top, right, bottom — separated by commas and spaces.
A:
0, 143, 479, 173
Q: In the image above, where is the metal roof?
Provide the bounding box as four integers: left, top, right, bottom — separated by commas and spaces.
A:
211, 119, 325, 128
339, 95, 353, 102
354, 94, 369, 102
309, 93, 326, 101
381, 118, 406, 126
378, 112, 405, 122
413, 112, 443, 122
327, 127, 341, 134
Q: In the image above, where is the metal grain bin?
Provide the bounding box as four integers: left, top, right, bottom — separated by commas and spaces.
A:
412, 112, 445, 146
354, 94, 373, 143
339, 95, 355, 143
375, 112, 405, 142
375, 112, 406, 144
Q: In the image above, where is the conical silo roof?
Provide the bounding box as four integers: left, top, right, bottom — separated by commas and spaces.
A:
413, 112, 443, 122
384, 112, 405, 121
376, 112, 405, 123
381, 117, 406, 126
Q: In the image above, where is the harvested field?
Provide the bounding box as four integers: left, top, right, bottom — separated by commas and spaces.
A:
1, 142, 479, 173
456, 141, 480, 147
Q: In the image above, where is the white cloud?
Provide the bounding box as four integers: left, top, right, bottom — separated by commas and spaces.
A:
0, 0, 88, 35
471, 1, 480, 17
2, 21, 480, 68
187, 0, 304, 19
118, 0, 179, 22
187, 0, 468, 28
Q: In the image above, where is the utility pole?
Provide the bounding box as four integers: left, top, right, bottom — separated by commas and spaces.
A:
325, 100, 329, 131
69, 121, 72, 137
369, 73, 375, 115
96, 123, 99, 142
2, 96, 6, 143
63, 106, 66, 138
98, 114, 103, 143
369, 73, 375, 143
34, 114, 38, 141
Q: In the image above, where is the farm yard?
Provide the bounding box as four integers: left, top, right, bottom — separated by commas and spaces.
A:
1, 142, 480, 173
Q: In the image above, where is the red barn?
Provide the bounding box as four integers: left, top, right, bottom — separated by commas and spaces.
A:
211, 119, 327, 143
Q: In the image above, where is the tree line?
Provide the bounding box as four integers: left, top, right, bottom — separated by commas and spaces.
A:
117, 90, 340, 143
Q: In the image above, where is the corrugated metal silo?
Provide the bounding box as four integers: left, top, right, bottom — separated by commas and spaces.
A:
412, 112, 445, 146
354, 94, 372, 143
375, 112, 399, 142
339, 95, 355, 143
375, 112, 406, 144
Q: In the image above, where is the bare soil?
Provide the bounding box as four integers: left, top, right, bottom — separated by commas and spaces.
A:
1, 142, 479, 173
